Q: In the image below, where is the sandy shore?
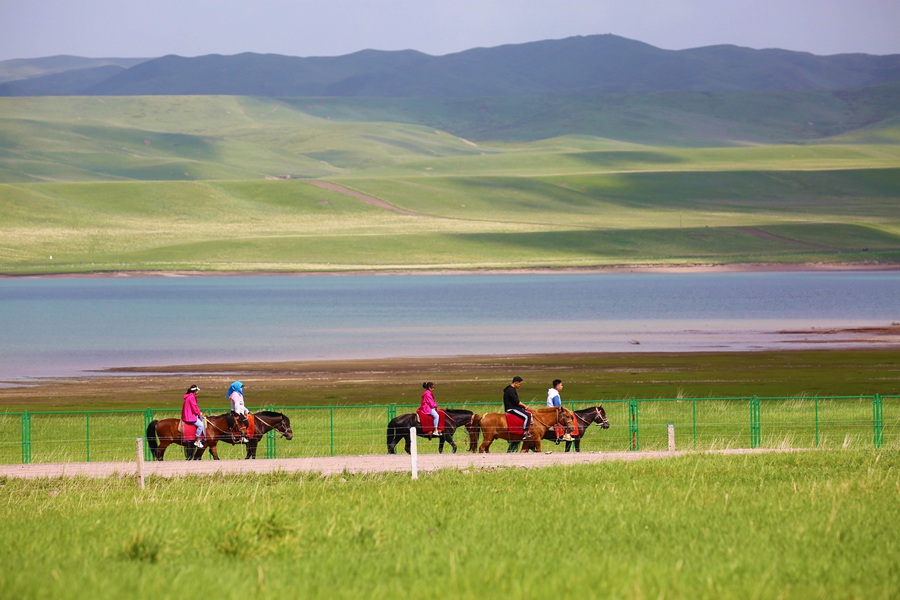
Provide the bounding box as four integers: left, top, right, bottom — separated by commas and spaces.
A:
3, 262, 899, 279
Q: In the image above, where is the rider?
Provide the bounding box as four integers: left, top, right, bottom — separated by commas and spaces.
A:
181, 384, 205, 448
420, 382, 440, 437
547, 379, 574, 443
503, 376, 532, 439
228, 381, 250, 443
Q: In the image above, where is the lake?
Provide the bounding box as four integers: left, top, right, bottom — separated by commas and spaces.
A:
0, 271, 897, 381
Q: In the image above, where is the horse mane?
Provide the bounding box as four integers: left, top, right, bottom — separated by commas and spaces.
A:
254, 410, 283, 418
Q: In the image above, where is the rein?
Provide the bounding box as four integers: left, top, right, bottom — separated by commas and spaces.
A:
530, 407, 567, 430
254, 414, 289, 437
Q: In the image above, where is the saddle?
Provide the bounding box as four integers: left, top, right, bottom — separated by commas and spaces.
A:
179, 420, 198, 441
505, 410, 531, 437
553, 419, 578, 439
415, 408, 446, 434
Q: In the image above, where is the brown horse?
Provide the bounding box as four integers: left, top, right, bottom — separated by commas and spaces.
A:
192, 411, 294, 460
145, 414, 241, 461
540, 406, 610, 452
472, 406, 572, 453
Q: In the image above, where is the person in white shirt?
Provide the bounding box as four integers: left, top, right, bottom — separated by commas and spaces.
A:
547, 379, 573, 442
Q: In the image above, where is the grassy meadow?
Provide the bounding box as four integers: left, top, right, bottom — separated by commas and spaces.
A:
1, 96, 899, 274
1, 450, 897, 599
1, 349, 897, 463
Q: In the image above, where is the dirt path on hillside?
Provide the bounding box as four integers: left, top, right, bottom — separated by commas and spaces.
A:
0, 448, 800, 480
305, 181, 426, 216
737, 227, 836, 250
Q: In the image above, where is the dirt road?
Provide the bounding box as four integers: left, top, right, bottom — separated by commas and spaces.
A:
0, 448, 797, 480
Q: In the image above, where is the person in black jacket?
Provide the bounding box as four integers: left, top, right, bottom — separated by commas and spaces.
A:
503, 376, 532, 439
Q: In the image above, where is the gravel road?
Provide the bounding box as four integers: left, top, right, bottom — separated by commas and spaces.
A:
0, 448, 796, 480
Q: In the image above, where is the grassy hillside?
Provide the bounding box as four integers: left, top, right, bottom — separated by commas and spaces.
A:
0, 95, 898, 274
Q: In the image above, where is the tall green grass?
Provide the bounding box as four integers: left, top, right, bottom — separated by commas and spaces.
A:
0, 450, 896, 599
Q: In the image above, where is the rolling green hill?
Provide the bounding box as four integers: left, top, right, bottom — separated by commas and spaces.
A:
0, 91, 898, 275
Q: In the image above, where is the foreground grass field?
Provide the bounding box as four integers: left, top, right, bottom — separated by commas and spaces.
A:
0, 450, 896, 599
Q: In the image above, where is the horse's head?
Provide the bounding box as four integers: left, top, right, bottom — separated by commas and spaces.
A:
277, 413, 294, 440
594, 406, 610, 429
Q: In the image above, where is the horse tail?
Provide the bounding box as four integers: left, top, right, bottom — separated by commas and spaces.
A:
146, 420, 159, 454
467, 414, 482, 452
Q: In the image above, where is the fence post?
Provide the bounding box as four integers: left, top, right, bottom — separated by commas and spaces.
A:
629, 398, 639, 451
668, 423, 675, 452
814, 397, 819, 448
135, 437, 145, 490
692, 398, 697, 449
410, 427, 418, 480
750, 396, 761, 449
21, 410, 31, 464
873, 394, 884, 449
143, 409, 154, 461
329, 407, 335, 457
85, 413, 91, 462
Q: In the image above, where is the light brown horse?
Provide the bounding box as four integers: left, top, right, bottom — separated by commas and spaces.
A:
145, 414, 241, 461
471, 406, 572, 453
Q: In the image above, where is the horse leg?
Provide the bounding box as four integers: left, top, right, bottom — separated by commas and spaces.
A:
574, 439, 581, 452
479, 433, 493, 453
184, 445, 195, 460
209, 445, 221, 460
156, 440, 171, 461
403, 431, 411, 454
245, 440, 258, 459
507, 441, 519, 453
447, 433, 458, 454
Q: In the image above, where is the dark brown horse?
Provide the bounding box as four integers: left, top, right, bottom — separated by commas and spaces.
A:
192, 411, 294, 459
540, 405, 609, 452
471, 407, 572, 453
387, 409, 478, 454
145, 413, 241, 461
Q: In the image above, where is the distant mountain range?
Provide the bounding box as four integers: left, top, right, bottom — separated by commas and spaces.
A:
1, 34, 898, 97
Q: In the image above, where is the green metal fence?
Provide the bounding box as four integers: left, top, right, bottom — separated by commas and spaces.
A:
0, 395, 897, 464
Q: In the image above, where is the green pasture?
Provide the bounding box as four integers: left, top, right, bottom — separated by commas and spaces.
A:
0, 450, 896, 599
2, 96, 900, 273
1, 393, 895, 465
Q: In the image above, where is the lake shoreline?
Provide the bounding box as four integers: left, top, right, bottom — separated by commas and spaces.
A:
3, 261, 899, 279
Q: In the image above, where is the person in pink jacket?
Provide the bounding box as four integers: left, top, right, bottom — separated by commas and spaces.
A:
181, 384, 205, 448
419, 382, 440, 437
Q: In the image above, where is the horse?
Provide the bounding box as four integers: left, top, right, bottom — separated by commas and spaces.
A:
386, 409, 479, 454
145, 413, 241, 461
540, 405, 609, 452
471, 406, 572, 453
192, 411, 294, 460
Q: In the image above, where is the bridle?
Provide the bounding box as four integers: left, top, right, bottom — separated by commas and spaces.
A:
254, 413, 291, 438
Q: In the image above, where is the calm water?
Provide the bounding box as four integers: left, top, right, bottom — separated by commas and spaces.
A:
0, 271, 897, 381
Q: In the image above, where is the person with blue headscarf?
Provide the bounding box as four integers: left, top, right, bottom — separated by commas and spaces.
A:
228, 381, 250, 443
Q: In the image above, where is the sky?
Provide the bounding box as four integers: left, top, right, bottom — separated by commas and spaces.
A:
1, 0, 898, 62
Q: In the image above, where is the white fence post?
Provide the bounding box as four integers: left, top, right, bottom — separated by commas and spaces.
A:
409, 427, 418, 480
667, 424, 675, 452
135, 437, 145, 489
